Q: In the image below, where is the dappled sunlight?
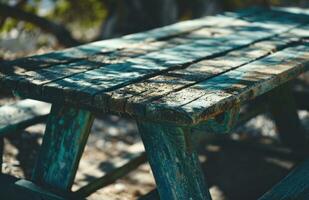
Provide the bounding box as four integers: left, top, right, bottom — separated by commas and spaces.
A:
0, 2, 308, 200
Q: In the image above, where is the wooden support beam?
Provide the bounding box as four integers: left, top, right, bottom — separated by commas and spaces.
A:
12, 179, 68, 200
193, 104, 240, 134
32, 104, 94, 192
74, 152, 147, 198
258, 159, 309, 200
137, 121, 212, 200
269, 83, 308, 152
0, 174, 75, 200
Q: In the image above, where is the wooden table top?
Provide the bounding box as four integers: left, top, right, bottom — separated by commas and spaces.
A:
1, 7, 308, 125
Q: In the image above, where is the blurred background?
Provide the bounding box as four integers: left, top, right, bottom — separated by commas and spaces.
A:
0, 1, 309, 200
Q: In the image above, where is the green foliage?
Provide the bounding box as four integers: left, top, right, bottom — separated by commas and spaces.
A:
0, 0, 307, 46
1, 18, 19, 33
50, 0, 107, 28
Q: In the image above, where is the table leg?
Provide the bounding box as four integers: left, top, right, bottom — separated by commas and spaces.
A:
32, 104, 94, 192
269, 83, 307, 151
137, 121, 212, 200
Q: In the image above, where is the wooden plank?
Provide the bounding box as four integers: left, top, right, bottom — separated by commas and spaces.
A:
0, 174, 72, 200
103, 29, 307, 116
0, 99, 50, 136
0, 7, 261, 74
13, 179, 69, 200
74, 152, 147, 198
0, 13, 260, 95
258, 159, 309, 200
32, 104, 94, 191
143, 44, 309, 125
4, 30, 235, 92
195, 104, 240, 134
1, 8, 306, 105
269, 83, 308, 152
122, 6, 263, 41
41, 13, 308, 108
137, 121, 211, 200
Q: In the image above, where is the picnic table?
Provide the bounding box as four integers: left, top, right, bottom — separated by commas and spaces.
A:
0, 6, 309, 200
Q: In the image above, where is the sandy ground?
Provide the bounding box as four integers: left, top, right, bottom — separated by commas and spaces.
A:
1, 91, 309, 200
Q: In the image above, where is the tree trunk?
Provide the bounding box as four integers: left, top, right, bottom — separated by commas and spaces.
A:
98, 0, 178, 39
0, 3, 81, 47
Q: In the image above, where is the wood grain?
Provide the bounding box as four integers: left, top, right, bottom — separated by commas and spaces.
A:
32, 104, 94, 191
143, 44, 309, 125
0, 7, 261, 74
258, 159, 309, 200
103, 29, 307, 117
137, 121, 211, 200
0, 8, 307, 126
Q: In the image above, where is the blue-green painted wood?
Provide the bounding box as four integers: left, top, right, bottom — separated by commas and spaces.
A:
0, 174, 75, 200
32, 104, 94, 191
137, 121, 211, 200
258, 159, 309, 200
194, 104, 240, 134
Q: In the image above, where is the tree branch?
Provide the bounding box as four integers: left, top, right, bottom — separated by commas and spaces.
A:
0, 2, 82, 47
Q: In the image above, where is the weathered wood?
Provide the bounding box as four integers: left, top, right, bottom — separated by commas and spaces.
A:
0, 174, 73, 200
0, 8, 307, 112
258, 159, 309, 200
105, 30, 304, 117
0, 7, 308, 200
74, 152, 147, 198
42, 12, 307, 105
193, 96, 268, 135
32, 104, 94, 191
0, 99, 50, 136
0, 7, 261, 75
137, 121, 211, 200
143, 44, 309, 125
269, 83, 308, 152
194, 104, 240, 134
13, 179, 69, 200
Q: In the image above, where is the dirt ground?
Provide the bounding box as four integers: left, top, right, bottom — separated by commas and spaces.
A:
1, 91, 309, 200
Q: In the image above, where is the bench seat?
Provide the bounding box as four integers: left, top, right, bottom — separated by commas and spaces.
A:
0, 99, 50, 174
0, 99, 50, 136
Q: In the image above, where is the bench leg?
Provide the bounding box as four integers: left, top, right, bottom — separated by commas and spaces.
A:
269, 83, 307, 151
32, 104, 94, 192
137, 121, 212, 200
